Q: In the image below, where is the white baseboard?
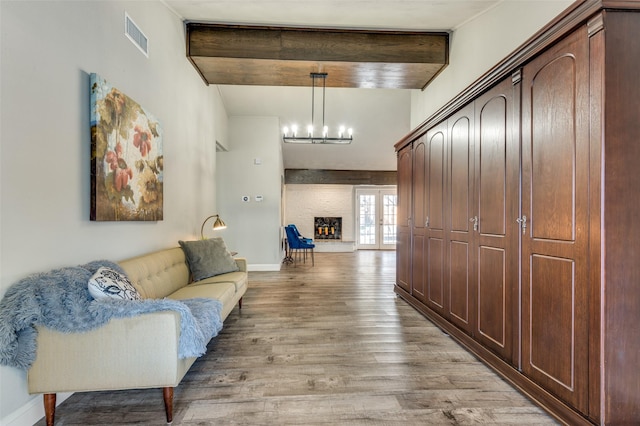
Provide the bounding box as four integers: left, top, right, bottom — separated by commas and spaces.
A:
313, 241, 356, 252
247, 264, 282, 271
1, 392, 72, 426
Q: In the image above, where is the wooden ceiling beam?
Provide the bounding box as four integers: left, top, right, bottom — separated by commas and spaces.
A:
186, 23, 449, 89
285, 169, 396, 185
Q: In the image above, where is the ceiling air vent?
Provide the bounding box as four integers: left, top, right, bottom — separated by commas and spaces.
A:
125, 13, 148, 57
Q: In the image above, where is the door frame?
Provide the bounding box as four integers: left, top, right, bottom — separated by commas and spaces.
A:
355, 186, 397, 250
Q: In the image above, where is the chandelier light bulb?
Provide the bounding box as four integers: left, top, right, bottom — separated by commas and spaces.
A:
307, 125, 313, 137
323, 126, 328, 137
283, 126, 289, 136
339, 126, 345, 137
291, 124, 298, 136
348, 128, 353, 137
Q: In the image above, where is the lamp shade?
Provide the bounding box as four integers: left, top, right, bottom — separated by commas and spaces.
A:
212, 216, 226, 230
200, 214, 226, 239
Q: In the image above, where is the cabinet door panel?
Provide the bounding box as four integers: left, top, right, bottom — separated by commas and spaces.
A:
428, 131, 445, 231
478, 246, 507, 350
413, 140, 426, 230
528, 254, 575, 389
473, 76, 519, 363
425, 124, 447, 315
396, 145, 412, 293
449, 241, 470, 325
478, 96, 507, 237
412, 234, 426, 302
427, 237, 445, 310
411, 140, 427, 301
450, 116, 472, 233
447, 105, 475, 332
521, 26, 589, 412
530, 56, 576, 242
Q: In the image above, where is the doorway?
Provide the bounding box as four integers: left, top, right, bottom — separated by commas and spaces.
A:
356, 187, 397, 250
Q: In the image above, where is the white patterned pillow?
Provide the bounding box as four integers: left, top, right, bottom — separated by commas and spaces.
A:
88, 267, 141, 301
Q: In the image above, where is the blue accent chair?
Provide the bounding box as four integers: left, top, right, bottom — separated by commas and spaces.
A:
288, 224, 313, 243
285, 225, 315, 266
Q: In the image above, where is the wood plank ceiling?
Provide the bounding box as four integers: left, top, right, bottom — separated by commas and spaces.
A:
186, 23, 449, 89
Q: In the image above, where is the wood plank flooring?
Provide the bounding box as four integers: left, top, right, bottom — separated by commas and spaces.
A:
37, 251, 558, 425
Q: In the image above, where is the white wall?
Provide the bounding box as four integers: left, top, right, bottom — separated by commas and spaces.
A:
0, 1, 226, 424
285, 184, 355, 249
220, 85, 411, 171
213, 86, 230, 150
411, 0, 573, 127
216, 116, 283, 270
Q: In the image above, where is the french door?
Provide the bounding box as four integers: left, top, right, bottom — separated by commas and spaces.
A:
356, 188, 397, 250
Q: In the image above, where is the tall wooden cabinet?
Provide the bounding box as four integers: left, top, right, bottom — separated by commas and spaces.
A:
394, 1, 640, 425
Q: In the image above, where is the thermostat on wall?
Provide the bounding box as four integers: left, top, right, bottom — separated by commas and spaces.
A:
255, 195, 264, 202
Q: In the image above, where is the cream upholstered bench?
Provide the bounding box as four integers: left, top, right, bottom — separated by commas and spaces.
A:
27, 240, 247, 426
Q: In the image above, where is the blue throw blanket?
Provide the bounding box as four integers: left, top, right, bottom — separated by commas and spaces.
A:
0, 260, 223, 370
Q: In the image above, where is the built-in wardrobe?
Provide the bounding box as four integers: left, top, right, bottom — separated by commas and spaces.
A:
394, 1, 639, 424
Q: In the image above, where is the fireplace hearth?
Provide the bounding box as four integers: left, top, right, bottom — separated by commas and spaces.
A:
314, 217, 342, 240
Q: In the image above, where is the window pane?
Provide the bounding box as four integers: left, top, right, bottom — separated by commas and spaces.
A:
359, 195, 376, 244
383, 194, 397, 244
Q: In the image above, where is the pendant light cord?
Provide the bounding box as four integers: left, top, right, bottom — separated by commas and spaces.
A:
322, 74, 326, 134
311, 74, 315, 136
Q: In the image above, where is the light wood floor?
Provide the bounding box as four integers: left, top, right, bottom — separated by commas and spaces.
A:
38, 251, 558, 425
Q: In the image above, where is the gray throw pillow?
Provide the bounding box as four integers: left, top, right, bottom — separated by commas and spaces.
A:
179, 238, 239, 281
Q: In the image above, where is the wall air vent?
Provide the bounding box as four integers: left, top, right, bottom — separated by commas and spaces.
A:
125, 13, 148, 57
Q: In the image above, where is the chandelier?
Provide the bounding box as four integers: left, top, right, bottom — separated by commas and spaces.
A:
282, 73, 353, 144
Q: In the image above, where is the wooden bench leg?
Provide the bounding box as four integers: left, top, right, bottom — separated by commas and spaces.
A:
45, 389, 175, 424
238, 297, 243, 309
44, 393, 56, 426
163, 387, 174, 423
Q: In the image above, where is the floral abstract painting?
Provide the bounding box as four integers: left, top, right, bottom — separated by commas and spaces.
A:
90, 73, 163, 221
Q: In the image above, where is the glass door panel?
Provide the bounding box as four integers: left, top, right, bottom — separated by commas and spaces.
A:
382, 193, 397, 247
359, 194, 376, 246
356, 188, 397, 250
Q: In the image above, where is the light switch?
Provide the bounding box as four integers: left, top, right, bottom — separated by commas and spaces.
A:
241, 195, 250, 202
255, 195, 264, 202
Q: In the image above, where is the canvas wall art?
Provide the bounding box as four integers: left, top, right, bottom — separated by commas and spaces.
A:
90, 73, 163, 221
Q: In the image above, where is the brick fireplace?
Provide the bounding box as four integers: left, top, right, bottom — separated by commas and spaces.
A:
314, 217, 342, 240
